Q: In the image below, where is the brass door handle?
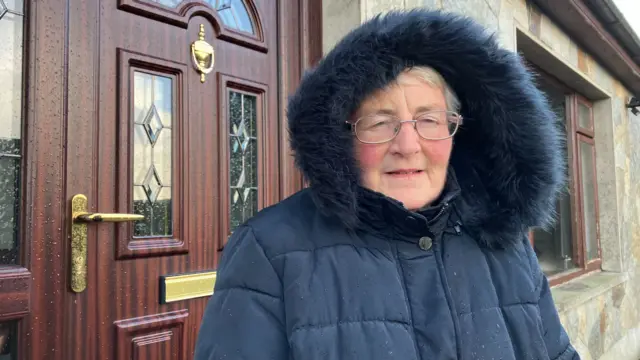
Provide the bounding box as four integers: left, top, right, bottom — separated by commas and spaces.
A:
70, 194, 145, 293
73, 212, 144, 223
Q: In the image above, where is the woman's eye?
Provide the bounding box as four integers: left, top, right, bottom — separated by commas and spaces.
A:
363, 117, 393, 129
371, 120, 390, 127
417, 115, 441, 124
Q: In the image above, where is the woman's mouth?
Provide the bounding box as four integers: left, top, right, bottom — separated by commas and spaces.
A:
385, 169, 424, 178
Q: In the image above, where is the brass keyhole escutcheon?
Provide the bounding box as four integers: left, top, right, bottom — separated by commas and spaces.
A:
191, 24, 215, 83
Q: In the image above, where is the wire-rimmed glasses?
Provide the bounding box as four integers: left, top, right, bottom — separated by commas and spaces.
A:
347, 110, 463, 144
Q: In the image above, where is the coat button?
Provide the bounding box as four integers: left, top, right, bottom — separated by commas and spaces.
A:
419, 236, 433, 250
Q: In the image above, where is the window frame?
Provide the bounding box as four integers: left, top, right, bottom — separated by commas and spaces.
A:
526, 64, 602, 286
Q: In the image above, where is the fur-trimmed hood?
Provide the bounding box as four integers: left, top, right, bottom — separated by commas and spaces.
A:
287, 10, 565, 248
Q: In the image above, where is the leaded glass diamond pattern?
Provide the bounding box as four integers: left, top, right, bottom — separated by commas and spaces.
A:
229, 91, 258, 233
132, 72, 173, 237
0, 0, 24, 18
142, 104, 164, 146
0, 1, 7, 20
142, 165, 163, 203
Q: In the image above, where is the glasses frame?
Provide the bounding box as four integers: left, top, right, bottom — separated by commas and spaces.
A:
346, 110, 463, 144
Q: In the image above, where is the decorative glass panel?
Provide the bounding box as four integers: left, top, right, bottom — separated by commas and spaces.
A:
215, 0, 254, 33
578, 102, 591, 130
579, 139, 599, 260
0, 321, 17, 360
147, 0, 255, 34
229, 91, 258, 233
132, 72, 173, 237
0, 0, 23, 265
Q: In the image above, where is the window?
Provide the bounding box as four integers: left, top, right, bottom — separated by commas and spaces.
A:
148, 0, 255, 34
228, 90, 258, 234
0, 321, 17, 360
528, 65, 601, 285
132, 71, 174, 238
0, 0, 24, 265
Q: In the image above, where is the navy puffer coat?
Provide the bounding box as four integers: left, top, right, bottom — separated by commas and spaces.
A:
194, 9, 580, 360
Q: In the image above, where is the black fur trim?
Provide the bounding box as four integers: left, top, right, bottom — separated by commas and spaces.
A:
287, 9, 565, 248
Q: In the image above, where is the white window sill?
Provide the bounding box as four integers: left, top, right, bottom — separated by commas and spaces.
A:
550, 271, 626, 313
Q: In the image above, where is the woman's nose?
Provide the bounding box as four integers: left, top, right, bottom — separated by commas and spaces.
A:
390, 121, 421, 155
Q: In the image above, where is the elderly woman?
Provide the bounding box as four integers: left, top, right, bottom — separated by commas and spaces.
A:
194, 9, 579, 360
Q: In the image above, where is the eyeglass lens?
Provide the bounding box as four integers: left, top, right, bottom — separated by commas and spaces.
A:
354, 111, 460, 143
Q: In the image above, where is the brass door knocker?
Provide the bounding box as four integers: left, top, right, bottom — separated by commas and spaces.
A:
191, 24, 215, 83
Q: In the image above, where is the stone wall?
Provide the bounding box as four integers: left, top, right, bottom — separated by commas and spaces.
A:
322, 1, 640, 359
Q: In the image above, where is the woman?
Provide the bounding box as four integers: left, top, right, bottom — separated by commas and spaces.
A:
194, 9, 579, 360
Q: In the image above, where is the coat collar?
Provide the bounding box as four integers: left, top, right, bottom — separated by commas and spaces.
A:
355, 168, 461, 241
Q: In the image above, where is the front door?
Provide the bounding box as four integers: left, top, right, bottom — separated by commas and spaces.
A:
0, 0, 319, 359
72, 0, 282, 358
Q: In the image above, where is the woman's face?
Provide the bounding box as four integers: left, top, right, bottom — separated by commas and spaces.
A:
353, 74, 452, 210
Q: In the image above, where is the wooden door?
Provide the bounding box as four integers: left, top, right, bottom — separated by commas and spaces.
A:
0, 0, 30, 358
78, 0, 280, 358
70, 0, 282, 359
0, 0, 321, 359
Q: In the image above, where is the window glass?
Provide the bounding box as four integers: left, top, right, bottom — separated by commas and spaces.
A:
148, 0, 255, 34
531, 76, 577, 275
0, 321, 17, 360
228, 91, 258, 233
579, 139, 599, 260
132, 71, 174, 237
0, 0, 24, 264
578, 101, 591, 130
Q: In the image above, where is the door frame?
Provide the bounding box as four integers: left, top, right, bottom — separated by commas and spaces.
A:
0, 0, 322, 359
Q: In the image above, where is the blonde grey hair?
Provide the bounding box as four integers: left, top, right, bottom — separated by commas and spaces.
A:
397, 66, 461, 113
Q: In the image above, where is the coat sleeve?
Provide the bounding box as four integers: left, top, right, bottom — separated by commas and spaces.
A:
194, 225, 288, 360
524, 236, 581, 360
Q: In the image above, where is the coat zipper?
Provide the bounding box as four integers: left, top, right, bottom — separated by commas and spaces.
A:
428, 202, 449, 226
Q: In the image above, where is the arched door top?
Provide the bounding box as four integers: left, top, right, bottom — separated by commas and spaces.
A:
118, 0, 267, 52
